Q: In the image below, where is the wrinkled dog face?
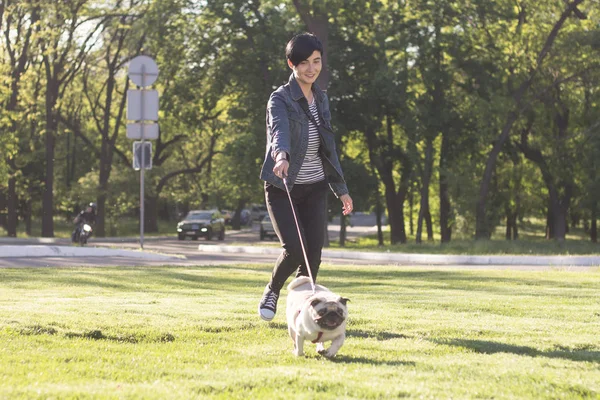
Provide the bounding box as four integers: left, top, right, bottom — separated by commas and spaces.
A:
310, 297, 349, 330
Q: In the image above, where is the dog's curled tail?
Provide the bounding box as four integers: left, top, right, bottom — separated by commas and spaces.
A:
287, 276, 313, 290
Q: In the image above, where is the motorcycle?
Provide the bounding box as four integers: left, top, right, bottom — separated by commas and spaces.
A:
76, 223, 93, 246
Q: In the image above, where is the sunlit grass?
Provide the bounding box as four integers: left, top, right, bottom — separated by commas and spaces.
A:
330, 235, 600, 255
1, 264, 599, 399
329, 218, 600, 255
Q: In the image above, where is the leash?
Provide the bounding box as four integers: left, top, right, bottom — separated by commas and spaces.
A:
282, 175, 316, 294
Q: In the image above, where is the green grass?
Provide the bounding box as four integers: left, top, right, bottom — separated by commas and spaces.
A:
330, 234, 600, 255
1, 264, 599, 399
329, 219, 600, 255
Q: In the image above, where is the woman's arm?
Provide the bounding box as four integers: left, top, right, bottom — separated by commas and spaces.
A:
267, 92, 291, 162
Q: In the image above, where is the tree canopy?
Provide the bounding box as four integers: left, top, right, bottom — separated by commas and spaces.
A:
1, 0, 599, 243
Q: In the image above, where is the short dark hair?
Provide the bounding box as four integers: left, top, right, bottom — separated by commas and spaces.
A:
286, 33, 323, 66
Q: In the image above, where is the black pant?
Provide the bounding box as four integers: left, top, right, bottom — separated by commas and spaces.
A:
265, 179, 328, 293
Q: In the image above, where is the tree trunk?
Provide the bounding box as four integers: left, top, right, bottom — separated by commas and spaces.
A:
408, 183, 414, 236
7, 176, 17, 237
546, 205, 554, 240
24, 196, 32, 236
42, 88, 58, 237
375, 190, 384, 246
476, 111, 519, 239
146, 195, 159, 233
505, 209, 512, 240
513, 192, 520, 240
417, 140, 434, 244
95, 145, 109, 238
439, 133, 452, 243
591, 202, 597, 243
232, 200, 246, 231
364, 121, 410, 245
383, 181, 407, 244
416, 200, 433, 243
548, 188, 571, 242
425, 210, 433, 240
505, 208, 519, 240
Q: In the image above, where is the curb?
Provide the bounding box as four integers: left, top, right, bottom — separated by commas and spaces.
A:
196, 245, 600, 267
0, 245, 182, 261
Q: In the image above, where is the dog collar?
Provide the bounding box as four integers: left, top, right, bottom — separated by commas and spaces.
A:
296, 309, 324, 343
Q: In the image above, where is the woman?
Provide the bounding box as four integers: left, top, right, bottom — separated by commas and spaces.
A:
258, 33, 353, 321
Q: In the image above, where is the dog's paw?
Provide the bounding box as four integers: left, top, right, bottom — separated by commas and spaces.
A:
293, 349, 304, 357
315, 343, 325, 353
318, 348, 336, 358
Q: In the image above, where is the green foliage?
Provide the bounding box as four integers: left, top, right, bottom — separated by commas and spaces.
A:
1, 0, 599, 241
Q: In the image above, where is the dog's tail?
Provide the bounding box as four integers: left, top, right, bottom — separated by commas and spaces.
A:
287, 276, 313, 291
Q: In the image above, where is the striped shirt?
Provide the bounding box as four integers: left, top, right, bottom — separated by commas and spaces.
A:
295, 99, 325, 184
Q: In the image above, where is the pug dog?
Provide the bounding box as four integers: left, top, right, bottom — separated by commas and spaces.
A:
286, 276, 349, 358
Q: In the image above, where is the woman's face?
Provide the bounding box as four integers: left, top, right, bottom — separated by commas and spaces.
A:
289, 50, 322, 86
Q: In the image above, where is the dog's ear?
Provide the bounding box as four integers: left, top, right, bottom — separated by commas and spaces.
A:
339, 297, 350, 306
310, 298, 323, 308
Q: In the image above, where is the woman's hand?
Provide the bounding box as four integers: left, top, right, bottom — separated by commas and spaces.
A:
273, 158, 289, 179
339, 194, 353, 216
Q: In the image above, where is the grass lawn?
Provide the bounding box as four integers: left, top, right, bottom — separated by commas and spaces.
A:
1, 263, 599, 399
330, 234, 600, 255
328, 218, 600, 255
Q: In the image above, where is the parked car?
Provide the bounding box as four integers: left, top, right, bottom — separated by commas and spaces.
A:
250, 204, 268, 222
177, 209, 225, 241
260, 214, 277, 240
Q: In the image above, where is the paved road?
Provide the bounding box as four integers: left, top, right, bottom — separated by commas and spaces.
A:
1, 213, 598, 270
0, 217, 386, 268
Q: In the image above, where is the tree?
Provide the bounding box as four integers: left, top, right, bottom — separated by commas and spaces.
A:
475, 0, 586, 239
61, 0, 146, 237
0, 0, 40, 236
38, 0, 110, 236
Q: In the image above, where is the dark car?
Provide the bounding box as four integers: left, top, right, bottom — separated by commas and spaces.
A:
260, 214, 277, 240
250, 204, 268, 222
177, 209, 225, 241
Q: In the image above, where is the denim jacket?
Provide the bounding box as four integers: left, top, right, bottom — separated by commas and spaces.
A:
259, 74, 349, 197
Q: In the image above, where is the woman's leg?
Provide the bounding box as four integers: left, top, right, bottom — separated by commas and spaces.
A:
258, 180, 327, 321
264, 183, 306, 293
295, 180, 328, 281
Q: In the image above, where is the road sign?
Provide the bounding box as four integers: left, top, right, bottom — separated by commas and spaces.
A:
128, 55, 159, 87
133, 141, 152, 170
127, 89, 159, 121
127, 55, 160, 250
127, 123, 159, 140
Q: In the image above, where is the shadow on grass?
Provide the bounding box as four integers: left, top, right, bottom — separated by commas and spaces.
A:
328, 354, 415, 366
436, 338, 600, 363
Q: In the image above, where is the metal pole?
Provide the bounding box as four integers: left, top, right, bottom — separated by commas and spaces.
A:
140, 64, 145, 249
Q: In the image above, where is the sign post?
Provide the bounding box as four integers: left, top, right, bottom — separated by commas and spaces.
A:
127, 55, 159, 249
